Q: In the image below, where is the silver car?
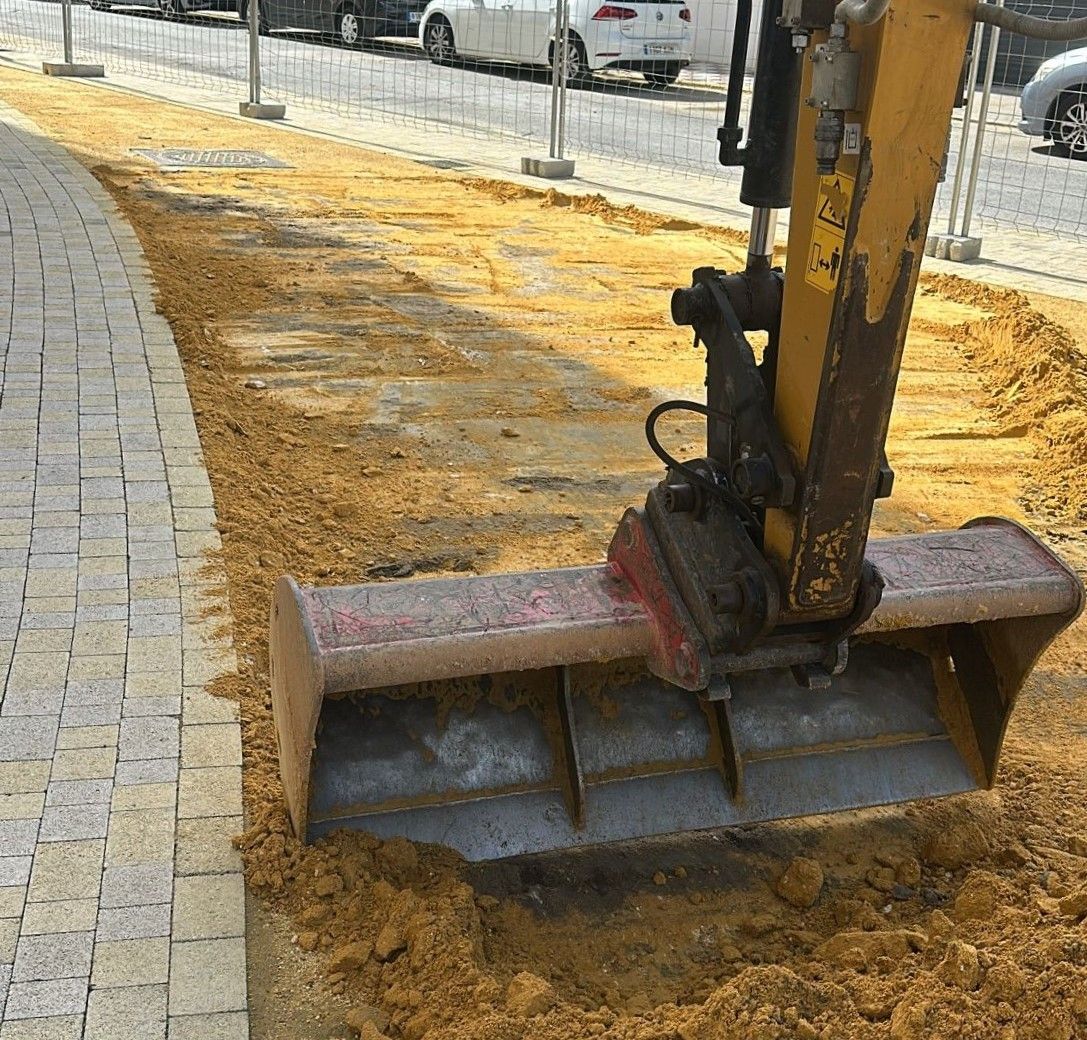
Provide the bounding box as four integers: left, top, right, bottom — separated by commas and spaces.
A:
1019, 47, 1087, 158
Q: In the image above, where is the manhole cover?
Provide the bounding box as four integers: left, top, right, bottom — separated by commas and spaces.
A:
133, 148, 291, 169
417, 158, 471, 170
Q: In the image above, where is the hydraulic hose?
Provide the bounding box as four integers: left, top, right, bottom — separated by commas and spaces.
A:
836, 0, 1087, 36
833, 0, 891, 26
973, 3, 1087, 40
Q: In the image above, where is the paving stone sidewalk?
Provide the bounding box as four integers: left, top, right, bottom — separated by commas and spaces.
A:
0, 104, 249, 1038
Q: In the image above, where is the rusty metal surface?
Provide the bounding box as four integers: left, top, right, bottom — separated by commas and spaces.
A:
302, 564, 655, 695
284, 518, 1080, 696
606, 508, 710, 691
860, 517, 1083, 632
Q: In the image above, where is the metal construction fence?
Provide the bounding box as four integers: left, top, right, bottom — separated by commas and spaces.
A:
2, 0, 1087, 241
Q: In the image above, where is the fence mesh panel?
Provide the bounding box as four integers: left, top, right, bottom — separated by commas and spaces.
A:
0, 0, 65, 59
558, 0, 746, 178
252, 9, 549, 144
4, 0, 1087, 239
939, 0, 1087, 239
1, 0, 248, 92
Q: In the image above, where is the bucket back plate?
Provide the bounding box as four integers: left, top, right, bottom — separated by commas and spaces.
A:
307, 642, 978, 860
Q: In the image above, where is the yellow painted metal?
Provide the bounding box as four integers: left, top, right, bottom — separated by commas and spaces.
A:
764, 0, 977, 613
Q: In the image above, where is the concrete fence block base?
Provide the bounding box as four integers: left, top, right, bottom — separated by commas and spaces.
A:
239, 101, 287, 120
925, 233, 982, 263
521, 156, 575, 179
42, 62, 105, 78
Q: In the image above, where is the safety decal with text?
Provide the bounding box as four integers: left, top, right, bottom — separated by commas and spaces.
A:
805, 171, 854, 295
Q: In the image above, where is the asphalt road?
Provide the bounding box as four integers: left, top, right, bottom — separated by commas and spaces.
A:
2, 0, 1086, 237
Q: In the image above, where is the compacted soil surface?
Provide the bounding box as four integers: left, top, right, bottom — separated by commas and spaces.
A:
4, 66, 1087, 1040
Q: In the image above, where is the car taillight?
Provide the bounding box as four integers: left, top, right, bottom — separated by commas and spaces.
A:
679, 7, 691, 19
592, 4, 637, 18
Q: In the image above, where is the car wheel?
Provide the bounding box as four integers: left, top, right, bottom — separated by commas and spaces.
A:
336, 3, 365, 45
1052, 90, 1087, 159
645, 63, 680, 88
551, 35, 588, 87
423, 16, 455, 64
88, 0, 113, 10
159, 0, 184, 18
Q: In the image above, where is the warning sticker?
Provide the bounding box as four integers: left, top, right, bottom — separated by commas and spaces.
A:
805, 172, 854, 295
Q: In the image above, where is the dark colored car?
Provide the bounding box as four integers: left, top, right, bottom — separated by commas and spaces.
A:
239, 0, 429, 43
88, 0, 237, 15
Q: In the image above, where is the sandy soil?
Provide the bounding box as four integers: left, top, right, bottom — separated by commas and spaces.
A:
4, 67, 1086, 1040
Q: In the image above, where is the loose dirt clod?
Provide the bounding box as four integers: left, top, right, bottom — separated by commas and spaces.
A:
935, 939, 981, 991
373, 923, 406, 962
921, 819, 990, 869
775, 857, 825, 908
345, 1005, 390, 1036
327, 941, 372, 974
506, 971, 557, 1016
1059, 886, 1087, 919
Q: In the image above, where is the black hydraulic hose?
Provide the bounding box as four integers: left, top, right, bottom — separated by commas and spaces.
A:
718, 0, 753, 165
973, 2, 1087, 40
644, 400, 760, 530
724, 0, 753, 135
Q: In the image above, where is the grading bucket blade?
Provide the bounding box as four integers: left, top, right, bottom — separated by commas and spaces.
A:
270, 517, 1082, 861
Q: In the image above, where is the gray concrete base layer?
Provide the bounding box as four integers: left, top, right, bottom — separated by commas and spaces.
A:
41, 62, 105, 78
925, 233, 983, 263
521, 156, 576, 179
238, 101, 286, 120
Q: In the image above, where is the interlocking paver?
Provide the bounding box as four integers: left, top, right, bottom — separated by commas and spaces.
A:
49, 748, 117, 782
12, 933, 93, 982
85, 984, 167, 1040
179, 726, 241, 770
110, 784, 175, 813
164, 1011, 248, 1040
118, 718, 179, 763
171, 875, 244, 942
0, 766, 47, 798
0, 797, 44, 823
19, 902, 98, 938
3, 977, 88, 1020
0, 891, 26, 922
44, 781, 111, 808
0, 1015, 84, 1040
0, 920, 17, 963
100, 864, 172, 910
0, 721, 57, 763
168, 939, 246, 1016
0, 865, 31, 892
115, 760, 179, 788
96, 905, 172, 943
174, 818, 243, 877
54, 726, 118, 751
0, 104, 247, 1036
26, 841, 104, 904
90, 937, 169, 989
37, 805, 110, 844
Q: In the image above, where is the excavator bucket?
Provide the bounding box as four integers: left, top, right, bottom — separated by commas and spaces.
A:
270, 517, 1082, 861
